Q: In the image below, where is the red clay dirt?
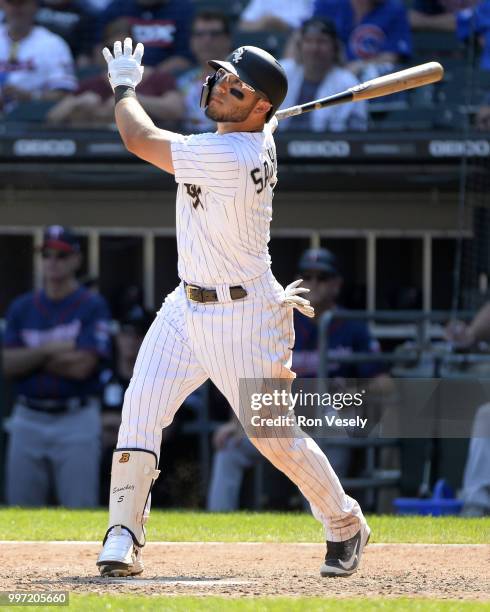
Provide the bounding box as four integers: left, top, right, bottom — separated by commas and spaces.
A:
0, 542, 488, 600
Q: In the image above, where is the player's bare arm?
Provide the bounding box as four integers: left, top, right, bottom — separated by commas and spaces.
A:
113, 96, 176, 174
102, 38, 177, 175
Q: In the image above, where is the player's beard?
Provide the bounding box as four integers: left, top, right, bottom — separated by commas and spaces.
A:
205, 98, 256, 123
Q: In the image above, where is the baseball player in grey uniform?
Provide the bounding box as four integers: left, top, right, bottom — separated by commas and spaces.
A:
97, 38, 370, 578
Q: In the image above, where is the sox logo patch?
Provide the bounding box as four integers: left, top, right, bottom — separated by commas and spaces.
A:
232, 47, 244, 64
185, 183, 203, 209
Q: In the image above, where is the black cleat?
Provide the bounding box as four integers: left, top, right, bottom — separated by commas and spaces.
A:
320, 522, 371, 577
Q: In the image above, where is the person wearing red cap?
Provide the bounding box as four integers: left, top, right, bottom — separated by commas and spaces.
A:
2, 225, 111, 507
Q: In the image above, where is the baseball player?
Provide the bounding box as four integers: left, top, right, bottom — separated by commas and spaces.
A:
96, 38, 370, 578
3, 226, 111, 507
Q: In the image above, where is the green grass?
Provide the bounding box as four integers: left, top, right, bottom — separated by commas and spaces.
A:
0, 508, 489, 543
24, 595, 490, 611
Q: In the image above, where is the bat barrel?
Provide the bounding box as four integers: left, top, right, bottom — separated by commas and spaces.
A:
349, 61, 444, 102
275, 61, 444, 121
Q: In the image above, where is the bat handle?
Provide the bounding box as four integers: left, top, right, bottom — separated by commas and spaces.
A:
275, 105, 303, 121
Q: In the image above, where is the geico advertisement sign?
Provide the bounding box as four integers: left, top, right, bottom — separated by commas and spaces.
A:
288, 140, 350, 157
13, 139, 76, 156
429, 140, 490, 157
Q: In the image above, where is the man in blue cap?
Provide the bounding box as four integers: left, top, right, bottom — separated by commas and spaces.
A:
3, 225, 111, 507
294, 248, 382, 380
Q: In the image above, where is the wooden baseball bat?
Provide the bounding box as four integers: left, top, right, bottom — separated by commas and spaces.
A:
275, 62, 444, 121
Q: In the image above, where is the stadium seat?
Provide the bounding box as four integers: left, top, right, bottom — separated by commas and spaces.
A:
370, 108, 438, 131
412, 30, 463, 62
76, 65, 102, 81
4, 100, 57, 122
436, 65, 490, 111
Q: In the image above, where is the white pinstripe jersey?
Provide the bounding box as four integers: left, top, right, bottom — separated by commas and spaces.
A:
171, 124, 277, 286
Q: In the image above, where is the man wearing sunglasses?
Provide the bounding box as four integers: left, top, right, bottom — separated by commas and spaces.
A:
97, 39, 370, 579
2, 225, 111, 508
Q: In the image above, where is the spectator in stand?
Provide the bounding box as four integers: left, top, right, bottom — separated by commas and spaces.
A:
99, 305, 153, 504
279, 18, 367, 132
445, 305, 490, 516
0, 0, 77, 115
410, 1, 478, 32
35, 0, 95, 64
460, 402, 490, 516
177, 10, 232, 134
238, 0, 315, 32
457, 0, 490, 71
96, 0, 194, 72
410, 0, 456, 31
476, 101, 490, 131
2, 225, 111, 507
47, 17, 181, 125
313, 0, 412, 79
207, 248, 384, 511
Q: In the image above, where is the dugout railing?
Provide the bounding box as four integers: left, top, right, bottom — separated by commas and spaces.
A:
317, 309, 483, 510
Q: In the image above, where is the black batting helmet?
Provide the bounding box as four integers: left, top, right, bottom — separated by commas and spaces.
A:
200, 45, 288, 121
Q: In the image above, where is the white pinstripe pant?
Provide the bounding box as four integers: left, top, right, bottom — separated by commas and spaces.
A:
117, 271, 364, 541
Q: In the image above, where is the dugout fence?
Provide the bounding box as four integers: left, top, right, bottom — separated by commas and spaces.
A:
316, 309, 490, 512
0, 226, 470, 319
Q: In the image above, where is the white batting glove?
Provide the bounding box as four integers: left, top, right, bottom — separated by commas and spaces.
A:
102, 37, 144, 92
282, 279, 315, 318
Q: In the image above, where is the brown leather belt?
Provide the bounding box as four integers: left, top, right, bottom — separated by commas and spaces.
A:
17, 395, 92, 414
184, 281, 247, 303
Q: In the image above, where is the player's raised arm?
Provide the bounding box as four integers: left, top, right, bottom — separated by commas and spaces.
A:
102, 38, 177, 175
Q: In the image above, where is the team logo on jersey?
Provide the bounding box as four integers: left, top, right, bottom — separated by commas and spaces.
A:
185, 183, 203, 209
131, 21, 177, 47
232, 47, 245, 64
22, 320, 81, 348
350, 25, 385, 60
119, 452, 131, 463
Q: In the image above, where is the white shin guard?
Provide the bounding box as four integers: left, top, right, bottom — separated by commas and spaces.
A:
104, 448, 160, 547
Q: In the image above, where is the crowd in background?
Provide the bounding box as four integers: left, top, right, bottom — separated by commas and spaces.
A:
0, 0, 488, 129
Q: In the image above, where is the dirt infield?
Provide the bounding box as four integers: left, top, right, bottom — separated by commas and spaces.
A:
1, 542, 488, 600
